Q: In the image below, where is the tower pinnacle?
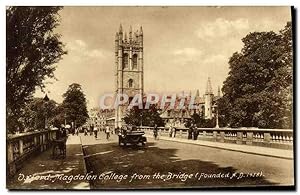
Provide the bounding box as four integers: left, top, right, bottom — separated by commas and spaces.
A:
140, 26, 143, 35
205, 77, 213, 95
129, 26, 132, 41
196, 89, 200, 97
124, 32, 127, 41
119, 24, 123, 33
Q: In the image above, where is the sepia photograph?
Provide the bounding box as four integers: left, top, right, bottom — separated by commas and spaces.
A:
6, 6, 294, 190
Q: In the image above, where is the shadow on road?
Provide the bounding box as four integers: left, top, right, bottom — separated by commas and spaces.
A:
83, 141, 276, 189
7, 144, 89, 190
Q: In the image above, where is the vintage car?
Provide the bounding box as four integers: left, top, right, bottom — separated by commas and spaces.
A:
118, 126, 147, 146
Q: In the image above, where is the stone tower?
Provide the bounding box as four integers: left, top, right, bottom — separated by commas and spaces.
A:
114, 24, 144, 127
204, 77, 214, 119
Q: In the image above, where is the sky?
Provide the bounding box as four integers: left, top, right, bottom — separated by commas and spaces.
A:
34, 6, 292, 109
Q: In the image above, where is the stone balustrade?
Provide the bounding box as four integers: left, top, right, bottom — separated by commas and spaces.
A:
138, 126, 293, 150
7, 129, 58, 177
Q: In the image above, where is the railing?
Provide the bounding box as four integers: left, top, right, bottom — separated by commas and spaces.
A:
7, 129, 58, 177
138, 126, 293, 150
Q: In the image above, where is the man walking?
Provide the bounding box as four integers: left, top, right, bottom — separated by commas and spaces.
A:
188, 123, 194, 140
94, 126, 99, 139
153, 124, 158, 140
105, 125, 110, 140
193, 124, 199, 140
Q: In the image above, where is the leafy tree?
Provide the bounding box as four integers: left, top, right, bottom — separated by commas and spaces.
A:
51, 104, 66, 128
220, 22, 292, 128
22, 97, 58, 131
62, 83, 89, 128
6, 6, 67, 132
185, 113, 216, 128
124, 104, 164, 127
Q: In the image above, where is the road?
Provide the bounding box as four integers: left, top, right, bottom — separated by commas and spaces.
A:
80, 132, 294, 189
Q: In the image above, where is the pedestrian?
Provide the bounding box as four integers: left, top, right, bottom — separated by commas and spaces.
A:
169, 125, 173, 138
76, 128, 79, 136
58, 125, 67, 139
90, 125, 93, 136
84, 127, 88, 136
188, 124, 194, 140
193, 124, 199, 140
94, 126, 98, 139
105, 125, 110, 140
172, 127, 176, 138
115, 126, 119, 135
153, 124, 158, 140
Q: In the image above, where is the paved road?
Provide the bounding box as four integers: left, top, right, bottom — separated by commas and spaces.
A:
81, 132, 294, 189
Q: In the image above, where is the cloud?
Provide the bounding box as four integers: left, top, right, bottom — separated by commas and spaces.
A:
173, 47, 203, 57
67, 39, 106, 59
87, 49, 105, 58
74, 39, 87, 47
196, 18, 249, 39
202, 54, 227, 64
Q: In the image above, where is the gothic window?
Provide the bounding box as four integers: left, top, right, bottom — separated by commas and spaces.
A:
123, 53, 129, 69
132, 54, 138, 70
128, 79, 133, 88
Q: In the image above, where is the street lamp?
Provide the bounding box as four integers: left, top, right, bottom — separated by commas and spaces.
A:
212, 103, 219, 128
43, 94, 50, 129
64, 113, 67, 126
140, 112, 143, 127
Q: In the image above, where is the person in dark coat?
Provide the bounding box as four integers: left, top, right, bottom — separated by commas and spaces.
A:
57, 126, 67, 139
188, 124, 194, 140
193, 124, 199, 140
90, 125, 94, 136
153, 124, 158, 140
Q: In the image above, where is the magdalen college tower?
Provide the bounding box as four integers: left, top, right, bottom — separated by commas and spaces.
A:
114, 24, 144, 127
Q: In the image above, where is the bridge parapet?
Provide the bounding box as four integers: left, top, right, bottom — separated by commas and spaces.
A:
7, 129, 58, 177
139, 126, 293, 150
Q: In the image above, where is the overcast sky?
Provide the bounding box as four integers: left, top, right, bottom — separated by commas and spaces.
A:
34, 6, 292, 109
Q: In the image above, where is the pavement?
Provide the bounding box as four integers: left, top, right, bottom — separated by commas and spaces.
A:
7, 135, 90, 190
144, 133, 294, 160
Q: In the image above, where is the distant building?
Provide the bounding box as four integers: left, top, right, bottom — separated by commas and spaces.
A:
160, 77, 221, 128
88, 108, 114, 130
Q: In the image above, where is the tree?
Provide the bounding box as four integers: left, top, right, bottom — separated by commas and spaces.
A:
184, 112, 216, 128
220, 22, 292, 128
62, 83, 89, 128
6, 6, 67, 132
22, 97, 58, 131
124, 104, 164, 127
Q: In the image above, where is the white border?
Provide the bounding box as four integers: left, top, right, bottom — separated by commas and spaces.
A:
1, 1, 298, 194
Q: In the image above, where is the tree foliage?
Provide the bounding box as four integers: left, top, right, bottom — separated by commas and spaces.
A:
22, 98, 58, 131
220, 22, 293, 128
6, 6, 67, 132
185, 113, 216, 128
124, 104, 164, 127
62, 83, 89, 128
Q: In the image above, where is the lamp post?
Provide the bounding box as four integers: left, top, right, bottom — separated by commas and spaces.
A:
64, 113, 67, 126
140, 112, 143, 127
43, 94, 49, 129
212, 104, 219, 128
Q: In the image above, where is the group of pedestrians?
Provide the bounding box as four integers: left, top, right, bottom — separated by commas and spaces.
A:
168, 125, 176, 138
188, 123, 200, 140
82, 125, 112, 140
